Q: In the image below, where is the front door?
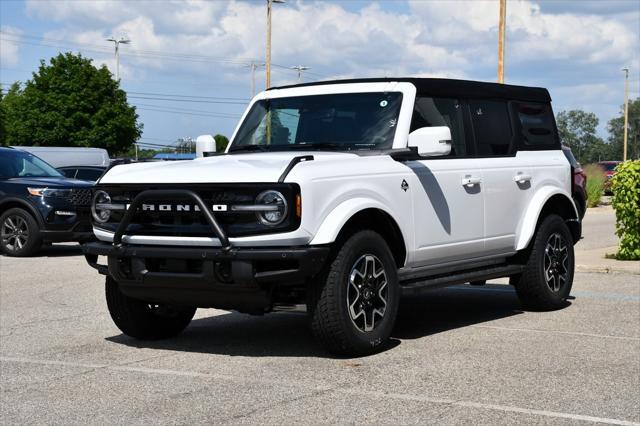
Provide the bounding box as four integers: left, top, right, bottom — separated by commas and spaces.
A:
406, 96, 485, 267
408, 158, 485, 267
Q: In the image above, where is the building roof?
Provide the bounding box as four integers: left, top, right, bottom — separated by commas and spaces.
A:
268, 77, 551, 103
153, 153, 196, 160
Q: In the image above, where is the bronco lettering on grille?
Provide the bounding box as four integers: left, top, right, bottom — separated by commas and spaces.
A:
140, 204, 228, 212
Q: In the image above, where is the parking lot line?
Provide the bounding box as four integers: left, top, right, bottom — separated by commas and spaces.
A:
470, 325, 640, 341
2, 356, 638, 426
342, 389, 640, 426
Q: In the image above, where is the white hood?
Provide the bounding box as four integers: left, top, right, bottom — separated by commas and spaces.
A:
99, 151, 359, 184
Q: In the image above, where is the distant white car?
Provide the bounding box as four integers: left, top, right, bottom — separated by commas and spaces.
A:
83, 78, 581, 356
12, 146, 110, 168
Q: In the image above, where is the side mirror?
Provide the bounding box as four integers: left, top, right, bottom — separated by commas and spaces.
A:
408, 126, 452, 157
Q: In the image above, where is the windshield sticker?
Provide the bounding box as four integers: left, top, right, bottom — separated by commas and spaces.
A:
379, 100, 388, 107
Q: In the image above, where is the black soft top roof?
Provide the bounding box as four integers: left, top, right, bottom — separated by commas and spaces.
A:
268, 77, 551, 103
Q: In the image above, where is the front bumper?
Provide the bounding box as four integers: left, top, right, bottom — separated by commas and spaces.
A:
41, 216, 94, 242
82, 241, 329, 310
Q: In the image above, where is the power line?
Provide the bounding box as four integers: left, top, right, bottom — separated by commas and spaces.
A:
132, 102, 240, 117
127, 91, 248, 101
0, 32, 330, 78
136, 107, 239, 119
127, 95, 247, 105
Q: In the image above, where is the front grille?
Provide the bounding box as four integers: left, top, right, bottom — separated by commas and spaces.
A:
69, 189, 92, 206
95, 184, 300, 238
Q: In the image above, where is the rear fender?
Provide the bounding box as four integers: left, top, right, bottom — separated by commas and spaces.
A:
515, 187, 579, 251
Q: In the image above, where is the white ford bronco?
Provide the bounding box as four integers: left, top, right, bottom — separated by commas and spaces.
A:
84, 78, 581, 356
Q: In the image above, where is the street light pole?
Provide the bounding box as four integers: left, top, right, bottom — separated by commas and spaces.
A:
106, 37, 131, 81
247, 62, 265, 97
291, 65, 310, 83
622, 67, 629, 162
266, 0, 284, 89
497, 0, 506, 83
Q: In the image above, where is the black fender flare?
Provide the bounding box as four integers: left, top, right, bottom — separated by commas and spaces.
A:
0, 197, 45, 227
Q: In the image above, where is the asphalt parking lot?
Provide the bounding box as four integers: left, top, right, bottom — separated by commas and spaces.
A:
1, 211, 639, 425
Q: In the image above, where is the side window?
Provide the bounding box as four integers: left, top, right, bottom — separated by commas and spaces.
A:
469, 100, 513, 156
515, 102, 559, 149
60, 168, 77, 178
76, 168, 103, 181
411, 97, 467, 157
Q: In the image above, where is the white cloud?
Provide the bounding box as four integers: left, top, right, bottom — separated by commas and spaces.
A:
409, 0, 638, 66
0, 26, 22, 67
19, 0, 640, 137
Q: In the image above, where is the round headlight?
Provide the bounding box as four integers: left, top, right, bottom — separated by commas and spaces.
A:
91, 190, 112, 223
255, 190, 288, 225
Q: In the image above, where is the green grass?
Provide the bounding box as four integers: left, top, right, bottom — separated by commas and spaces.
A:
583, 164, 606, 208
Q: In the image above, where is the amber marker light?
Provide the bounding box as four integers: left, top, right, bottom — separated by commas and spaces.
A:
296, 194, 301, 218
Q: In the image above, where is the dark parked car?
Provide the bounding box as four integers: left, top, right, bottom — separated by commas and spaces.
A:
0, 147, 94, 256
598, 161, 621, 194
58, 166, 107, 182
562, 146, 587, 219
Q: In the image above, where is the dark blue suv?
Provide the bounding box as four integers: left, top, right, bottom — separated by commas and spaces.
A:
0, 147, 94, 256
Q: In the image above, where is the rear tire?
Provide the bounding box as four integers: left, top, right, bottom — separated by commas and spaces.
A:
510, 214, 574, 310
105, 277, 196, 339
308, 230, 399, 356
0, 208, 41, 257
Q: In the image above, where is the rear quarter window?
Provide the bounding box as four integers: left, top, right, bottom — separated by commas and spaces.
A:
514, 102, 560, 150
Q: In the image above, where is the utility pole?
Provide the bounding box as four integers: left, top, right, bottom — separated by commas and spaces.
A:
106, 36, 131, 81
291, 65, 310, 83
247, 62, 265, 97
266, 0, 284, 89
622, 67, 629, 161
497, 0, 506, 83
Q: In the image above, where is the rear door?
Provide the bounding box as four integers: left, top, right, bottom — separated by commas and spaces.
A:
470, 100, 561, 255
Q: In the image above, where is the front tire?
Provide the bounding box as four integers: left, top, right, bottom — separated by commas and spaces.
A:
309, 230, 400, 356
105, 277, 196, 340
511, 214, 574, 310
0, 208, 42, 257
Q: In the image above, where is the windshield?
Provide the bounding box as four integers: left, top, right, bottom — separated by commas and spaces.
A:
230, 92, 403, 152
0, 150, 63, 178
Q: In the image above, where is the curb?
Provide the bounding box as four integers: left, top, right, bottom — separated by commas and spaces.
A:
576, 264, 640, 275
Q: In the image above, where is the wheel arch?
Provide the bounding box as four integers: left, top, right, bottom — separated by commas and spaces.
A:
310, 200, 408, 268
515, 189, 580, 251
0, 198, 44, 227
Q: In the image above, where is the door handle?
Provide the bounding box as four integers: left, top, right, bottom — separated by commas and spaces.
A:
462, 176, 482, 187
513, 173, 532, 183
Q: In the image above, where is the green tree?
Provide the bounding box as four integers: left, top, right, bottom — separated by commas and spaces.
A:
1, 52, 142, 155
556, 109, 607, 164
0, 88, 5, 146
607, 97, 640, 161
214, 134, 229, 152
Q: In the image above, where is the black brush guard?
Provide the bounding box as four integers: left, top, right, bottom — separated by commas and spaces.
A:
112, 189, 231, 249
83, 189, 329, 311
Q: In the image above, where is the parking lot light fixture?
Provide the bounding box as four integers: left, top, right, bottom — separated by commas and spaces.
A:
106, 37, 131, 81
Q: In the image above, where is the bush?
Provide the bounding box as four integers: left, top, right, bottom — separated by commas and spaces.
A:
610, 160, 640, 260
583, 164, 605, 208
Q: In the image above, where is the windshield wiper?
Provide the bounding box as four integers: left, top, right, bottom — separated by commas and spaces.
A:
286, 143, 344, 150
288, 142, 379, 151
228, 144, 270, 153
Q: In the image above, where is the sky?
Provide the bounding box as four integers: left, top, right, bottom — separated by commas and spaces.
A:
1, 0, 639, 150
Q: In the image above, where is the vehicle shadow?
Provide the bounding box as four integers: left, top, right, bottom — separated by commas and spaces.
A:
106, 283, 533, 358
394, 284, 525, 339
0, 243, 84, 258
37, 244, 84, 258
